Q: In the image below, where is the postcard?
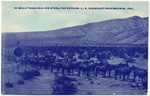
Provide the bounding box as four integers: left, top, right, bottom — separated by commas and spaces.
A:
1, 1, 148, 95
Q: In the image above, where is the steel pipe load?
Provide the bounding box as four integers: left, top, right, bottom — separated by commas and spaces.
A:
2, 47, 24, 57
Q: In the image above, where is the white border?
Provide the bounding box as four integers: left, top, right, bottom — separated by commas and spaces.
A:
1, 0, 150, 1
0, 0, 149, 96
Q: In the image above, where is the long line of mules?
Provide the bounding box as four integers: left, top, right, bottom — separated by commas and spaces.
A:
18, 52, 147, 89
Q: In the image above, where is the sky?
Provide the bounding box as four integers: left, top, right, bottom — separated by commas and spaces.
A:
2, 1, 149, 33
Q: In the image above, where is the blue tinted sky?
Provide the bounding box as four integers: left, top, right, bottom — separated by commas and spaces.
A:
2, 1, 149, 32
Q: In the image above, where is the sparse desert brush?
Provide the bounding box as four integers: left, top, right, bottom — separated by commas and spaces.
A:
19, 70, 41, 80
52, 76, 77, 95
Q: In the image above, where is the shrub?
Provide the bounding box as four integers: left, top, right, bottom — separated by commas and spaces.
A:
52, 76, 77, 95
5, 82, 14, 88
19, 70, 41, 80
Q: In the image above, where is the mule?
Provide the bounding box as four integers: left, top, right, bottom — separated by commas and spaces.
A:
133, 67, 148, 83
115, 65, 134, 81
95, 65, 107, 77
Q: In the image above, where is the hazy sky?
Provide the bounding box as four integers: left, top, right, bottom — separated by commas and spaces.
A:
2, 1, 149, 32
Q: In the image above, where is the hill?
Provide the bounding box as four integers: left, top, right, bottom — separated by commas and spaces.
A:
2, 16, 148, 47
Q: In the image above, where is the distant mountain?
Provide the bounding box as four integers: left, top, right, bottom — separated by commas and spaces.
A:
2, 16, 148, 47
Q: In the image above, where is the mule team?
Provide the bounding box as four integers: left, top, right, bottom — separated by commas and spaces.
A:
19, 49, 147, 87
